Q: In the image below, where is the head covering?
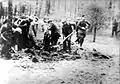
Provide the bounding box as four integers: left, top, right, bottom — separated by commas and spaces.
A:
48, 19, 53, 23
14, 27, 22, 34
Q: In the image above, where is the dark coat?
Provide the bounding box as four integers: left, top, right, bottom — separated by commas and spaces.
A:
62, 23, 73, 37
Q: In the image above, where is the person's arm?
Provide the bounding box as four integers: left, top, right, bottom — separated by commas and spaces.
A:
85, 21, 90, 29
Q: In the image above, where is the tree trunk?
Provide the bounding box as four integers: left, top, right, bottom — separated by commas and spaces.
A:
29, 5, 31, 16
14, 5, 17, 16
45, 0, 51, 16
38, 0, 43, 18
8, 0, 13, 28
65, 0, 66, 15
35, 0, 38, 16
93, 25, 97, 42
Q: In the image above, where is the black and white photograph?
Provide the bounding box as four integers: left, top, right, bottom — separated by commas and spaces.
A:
0, 0, 119, 84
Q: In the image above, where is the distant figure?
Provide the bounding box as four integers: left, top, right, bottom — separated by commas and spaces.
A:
112, 19, 118, 37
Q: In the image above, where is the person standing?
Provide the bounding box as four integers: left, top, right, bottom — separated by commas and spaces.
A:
76, 15, 90, 48
62, 20, 73, 53
48, 19, 61, 46
112, 19, 118, 37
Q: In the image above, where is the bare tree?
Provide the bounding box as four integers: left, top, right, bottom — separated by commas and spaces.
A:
87, 4, 106, 42
45, 0, 51, 16
0, 2, 4, 19
8, 0, 13, 28
14, 5, 17, 16
38, 0, 43, 18
35, 0, 39, 16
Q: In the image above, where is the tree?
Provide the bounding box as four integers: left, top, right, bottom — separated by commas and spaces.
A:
8, 0, 13, 28
14, 5, 17, 16
87, 4, 106, 42
45, 0, 51, 16
38, 0, 43, 18
0, 2, 4, 19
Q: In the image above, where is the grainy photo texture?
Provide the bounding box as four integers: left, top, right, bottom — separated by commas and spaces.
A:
0, 0, 119, 84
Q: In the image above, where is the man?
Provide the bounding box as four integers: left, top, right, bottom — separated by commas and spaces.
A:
0, 19, 14, 59
76, 15, 90, 48
43, 29, 51, 51
112, 19, 118, 37
62, 20, 73, 53
48, 19, 61, 46
18, 17, 33, 49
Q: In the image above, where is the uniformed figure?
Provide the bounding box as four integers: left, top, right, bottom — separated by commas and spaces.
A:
76, 15, 90, 48
112, 19, 118, 37
62, 20, 73, 52
48, 19, 61, 46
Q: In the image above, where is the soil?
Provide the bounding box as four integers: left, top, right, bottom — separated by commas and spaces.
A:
0, 29, 119, 84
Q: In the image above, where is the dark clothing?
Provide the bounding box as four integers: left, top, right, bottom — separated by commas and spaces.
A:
62, 23, 73, 52
112, 21, 118, 37
76, 20, 90, 47
49, 23, 60, 45
112, 21, 118, 31
19, 19, 31, 49
0, 24, 13, 58
62, 23, 73, 36
43, 30, 51, 51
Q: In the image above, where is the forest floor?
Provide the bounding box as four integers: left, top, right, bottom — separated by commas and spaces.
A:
0, 28, 119, 84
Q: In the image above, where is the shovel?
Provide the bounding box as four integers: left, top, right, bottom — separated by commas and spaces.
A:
52, 30, 76, 48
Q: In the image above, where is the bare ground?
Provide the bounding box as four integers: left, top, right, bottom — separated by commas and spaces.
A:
0, 29, 119, 84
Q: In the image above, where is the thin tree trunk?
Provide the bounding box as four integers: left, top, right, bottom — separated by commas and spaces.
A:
35, 0, 38, 15
38, 0, 43, 18
65, 0, 66, 15
29, 5, 31, 16
45, 0, 51, 16
8, 0, 12, 28
14, 5, 17, 16
93, 25, 97, 42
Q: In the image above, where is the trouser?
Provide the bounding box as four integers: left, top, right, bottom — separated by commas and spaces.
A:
51, 33, 60, 46
1, 40, 11, 59
76, 32, 86, 47
63, 36, 71, 52
112, 29, 117, 37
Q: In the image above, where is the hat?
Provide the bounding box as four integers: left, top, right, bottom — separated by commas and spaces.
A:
48, 19, 53, 23
14, 27, 22, 34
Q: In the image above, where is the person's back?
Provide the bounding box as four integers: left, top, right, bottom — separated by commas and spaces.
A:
62, 22, 72, 36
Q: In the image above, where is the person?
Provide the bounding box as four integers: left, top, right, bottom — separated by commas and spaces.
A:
0, 19, 14, 59
43, 29, 51, 51
18, 17, 33, 49
76, 15, 90, 48
112, 19, 118, 37
48, 19, 61, 46
62, 19, 73, 53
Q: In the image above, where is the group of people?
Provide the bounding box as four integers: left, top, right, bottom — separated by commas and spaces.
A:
0, 14, 91, 59
43, 15, 90, 53
0, 15, 39, 59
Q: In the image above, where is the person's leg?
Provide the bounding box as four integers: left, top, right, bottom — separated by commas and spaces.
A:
112, 29, 114, 37
80, 34, 86, 47
115, 30, 117, 37
68, 40, 71, 52
80, 38, 84, 47
63, 40, 67, 51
